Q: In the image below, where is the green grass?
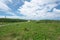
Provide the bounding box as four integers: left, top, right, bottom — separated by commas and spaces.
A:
0, 20, 60, 40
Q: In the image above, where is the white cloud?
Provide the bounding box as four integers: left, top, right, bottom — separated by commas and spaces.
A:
0, 1, 11, 11
0, 0, 13, 3
53, 8, 60, 13
8, 0, 12, 3
0, 16, 5, 18
0, 0, 17, 16
0, 15, 27, 20
18, 0, 60, 20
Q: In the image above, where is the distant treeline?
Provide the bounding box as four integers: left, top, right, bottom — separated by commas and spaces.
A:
0, 18, 60, 23
35, 20, 60, 23
0, 18, 27, 22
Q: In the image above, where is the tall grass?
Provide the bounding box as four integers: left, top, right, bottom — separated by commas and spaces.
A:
0, 18, 60, 40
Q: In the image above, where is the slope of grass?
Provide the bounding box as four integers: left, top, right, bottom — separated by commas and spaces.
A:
0, 20, 60, 40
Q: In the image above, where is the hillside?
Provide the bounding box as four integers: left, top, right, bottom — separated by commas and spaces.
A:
0, 18, 60, 40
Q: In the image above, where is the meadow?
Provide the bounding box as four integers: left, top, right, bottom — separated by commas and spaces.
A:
0, 18, 60, 40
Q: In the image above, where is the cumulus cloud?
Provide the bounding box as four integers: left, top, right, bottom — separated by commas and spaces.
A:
0, 16, 21, 19
8, 0, 12, 2
0, 0, 17, 16
0, 0, 11, 11
18, 0, 60, 20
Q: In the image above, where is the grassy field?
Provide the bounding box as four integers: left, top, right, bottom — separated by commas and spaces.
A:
0, 19, 60, 40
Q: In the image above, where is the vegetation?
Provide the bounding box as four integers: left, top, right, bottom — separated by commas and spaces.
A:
0, 18, 60, 40
0, 18, 27, 22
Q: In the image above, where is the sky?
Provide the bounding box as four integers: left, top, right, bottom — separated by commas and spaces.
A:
0, 0, 60, 20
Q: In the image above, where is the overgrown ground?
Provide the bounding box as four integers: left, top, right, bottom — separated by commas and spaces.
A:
0, 20, 60, 40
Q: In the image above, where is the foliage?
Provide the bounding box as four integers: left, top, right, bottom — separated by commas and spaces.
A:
0, 19, 60, 40
0, 18, 27, 22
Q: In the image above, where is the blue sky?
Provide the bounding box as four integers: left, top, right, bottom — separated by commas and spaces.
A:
0, 0, 60, 20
